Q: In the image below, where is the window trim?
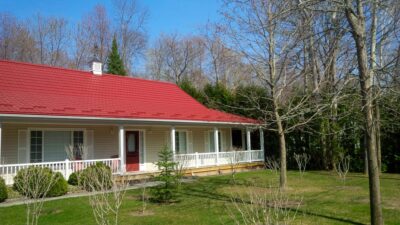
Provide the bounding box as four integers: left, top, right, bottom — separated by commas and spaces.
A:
175, 130, 189, 154
27, 128, 86, 163
207, 130, 223, 152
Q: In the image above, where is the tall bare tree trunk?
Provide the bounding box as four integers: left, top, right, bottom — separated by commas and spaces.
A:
370, 0, 382, 173
345, 1, 383, 224
267, 11, 287, 189
375, 104, 381, 171
275, 109, 287, 189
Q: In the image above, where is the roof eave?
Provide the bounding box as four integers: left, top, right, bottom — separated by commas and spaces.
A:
0, 113, 260, 127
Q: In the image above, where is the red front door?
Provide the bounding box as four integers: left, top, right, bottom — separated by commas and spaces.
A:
126, 131, 140, 171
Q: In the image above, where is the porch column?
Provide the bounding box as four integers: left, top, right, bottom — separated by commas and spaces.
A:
259, 128, 264, 151
260, 128, 264, 162
119, 126, 125, 173
0, 123, 2, 164
214, 127, 219, 165
171, 126, 176, 161
246, 128, 252, 162
246, 128, 251, 151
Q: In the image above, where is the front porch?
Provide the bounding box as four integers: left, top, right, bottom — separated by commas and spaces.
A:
0, 122, 265, 185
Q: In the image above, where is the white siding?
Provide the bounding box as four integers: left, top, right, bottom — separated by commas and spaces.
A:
1, 123, 234, 171
1, 124, 118, 164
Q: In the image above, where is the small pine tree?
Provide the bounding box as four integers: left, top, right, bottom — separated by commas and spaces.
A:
106, 36, 127, 76
151, 146, 179, 203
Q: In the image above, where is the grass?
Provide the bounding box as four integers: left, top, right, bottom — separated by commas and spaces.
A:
0, 170, 399, 225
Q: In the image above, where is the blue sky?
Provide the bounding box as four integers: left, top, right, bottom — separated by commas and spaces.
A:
0, 0, 222, 42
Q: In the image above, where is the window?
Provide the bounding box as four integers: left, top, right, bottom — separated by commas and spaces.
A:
30, 130, 84, 163
175, 131, 187, 154
73, 131, 84, 159
231, 129, 243, 149
127, 132, 137, 153
30, 131, 43, 163
43, 131, 71, 162
209, 131, 222, 152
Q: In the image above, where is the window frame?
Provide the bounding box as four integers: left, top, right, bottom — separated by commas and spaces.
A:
175, 130, 189, 154
28, 128, 86, 163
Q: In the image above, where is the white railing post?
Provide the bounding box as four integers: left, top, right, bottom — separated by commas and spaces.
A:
171, 126, 176, 161
0, 123, 2, 164
260, 128, 264, 162
195, 152, 199, 168
65, 159, 71, 179
214, 127, 219, 165
119, 126, 125, 173
246, 128, 252, 162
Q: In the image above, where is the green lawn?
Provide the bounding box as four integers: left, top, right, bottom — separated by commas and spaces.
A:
0, 170, 399, 225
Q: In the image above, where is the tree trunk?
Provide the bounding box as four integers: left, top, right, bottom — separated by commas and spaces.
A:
364, 135, 369, 175
375, 103, 381, 172
276, 112, 287, 189
370, 0, 382, 173
345, 1, 383, 224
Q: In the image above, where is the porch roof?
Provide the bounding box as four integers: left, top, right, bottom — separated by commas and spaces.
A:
0, 60, 258, 125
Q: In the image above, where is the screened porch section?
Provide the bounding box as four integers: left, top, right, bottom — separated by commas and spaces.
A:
170, 127, 265, 168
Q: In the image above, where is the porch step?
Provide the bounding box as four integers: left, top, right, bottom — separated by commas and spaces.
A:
184, 162, 264, 177
114, 162, 264, 183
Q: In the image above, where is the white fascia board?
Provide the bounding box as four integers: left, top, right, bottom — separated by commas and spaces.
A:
0, 113, 258, 126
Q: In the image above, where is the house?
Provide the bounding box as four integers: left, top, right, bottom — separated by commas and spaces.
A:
0, 60, 264, 184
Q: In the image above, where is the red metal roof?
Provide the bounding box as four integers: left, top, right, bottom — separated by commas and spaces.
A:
0, 60, 257, 124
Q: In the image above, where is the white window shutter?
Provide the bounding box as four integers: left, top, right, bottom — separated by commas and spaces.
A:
187, 131, 193, 153
85, 130, 94, 159
18, 130, 28, 163
220, 131, 225, 152
204, 132, 210, 152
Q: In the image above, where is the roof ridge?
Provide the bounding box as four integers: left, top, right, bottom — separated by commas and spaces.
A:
0, 59, 177, 86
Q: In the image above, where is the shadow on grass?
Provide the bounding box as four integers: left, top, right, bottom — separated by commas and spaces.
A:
180, 177, 366, 225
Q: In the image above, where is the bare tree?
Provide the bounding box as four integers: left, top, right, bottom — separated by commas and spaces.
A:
112, 0, 148, 74
294, 153, 310, 178
220, 0, 330, 190
343, 0, 383, 224
335, 153, 351, 186
80, 5, 111, 64
0, 13, 36, 63
227, 184, 301, 225
14, 168, 59, 225
264, 157, 280, 176
71, 23, 93, 69
30, 14, 69, 66
146, 34, 206, 84
83, 168, 128, 225
228, 148, 241, 184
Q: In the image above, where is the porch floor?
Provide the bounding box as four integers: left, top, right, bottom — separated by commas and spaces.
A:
116, 162, 264, 183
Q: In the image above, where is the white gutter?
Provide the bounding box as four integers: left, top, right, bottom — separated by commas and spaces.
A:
0, 113, 258, 126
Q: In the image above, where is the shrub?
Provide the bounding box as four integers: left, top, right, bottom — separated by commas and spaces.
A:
151, 146, 179, 203
68, 172, 79, 186
0, 177, 7, 202
47, 172, 68, 197
79, 162, 112, 191
13, 166, 68, 198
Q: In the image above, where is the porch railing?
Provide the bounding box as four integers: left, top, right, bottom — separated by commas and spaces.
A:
175, 150, 264, 168
0, 158, 120, 185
